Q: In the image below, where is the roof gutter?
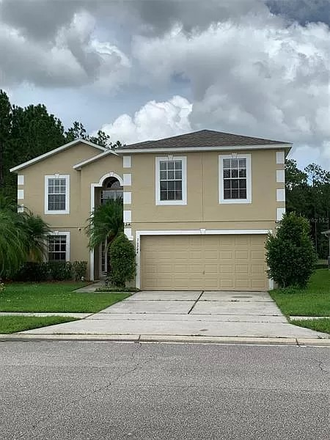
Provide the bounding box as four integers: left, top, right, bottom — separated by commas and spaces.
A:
116, 143, 292, 154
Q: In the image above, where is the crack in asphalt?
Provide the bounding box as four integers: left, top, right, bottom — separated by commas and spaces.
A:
307, 357, 329, 375
17, 343, 152, 438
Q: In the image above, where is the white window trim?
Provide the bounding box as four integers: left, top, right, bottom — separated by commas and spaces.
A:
45, 175, 70, 215
219, 154, 252, 204
48, 231, 71, 261
155, 156, 187, 206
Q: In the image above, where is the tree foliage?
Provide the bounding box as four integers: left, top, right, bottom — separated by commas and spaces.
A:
109, 233, 136, 287
265, 212, 318, 288
0, 89, 121, 202
0, 199, 51, 277
65, 121, 122, 149
86, 199, 123, 250
286, 159, 330, 258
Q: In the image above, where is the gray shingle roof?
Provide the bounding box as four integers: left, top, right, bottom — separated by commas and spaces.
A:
121, 129, 289, 150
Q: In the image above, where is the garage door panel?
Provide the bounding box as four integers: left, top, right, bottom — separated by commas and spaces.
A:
219, 264, 234, 274
235, 265, 249, 274
141, 235, 268, 291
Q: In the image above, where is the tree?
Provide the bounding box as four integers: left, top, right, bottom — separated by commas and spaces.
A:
20, 210, 51, 262
109, 233, 136, 287
0, 198, 50, 278
286, 159, 330, 259
265, 212, 318, 288
66, 121, 121, 149
86, 199, 123, 250
65, 121, 88, 142
0, 91, 66, 200
0, 91, 12, 190
0, 209, 27, 277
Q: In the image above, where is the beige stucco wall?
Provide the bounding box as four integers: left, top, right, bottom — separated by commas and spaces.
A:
129, 149, 285, 235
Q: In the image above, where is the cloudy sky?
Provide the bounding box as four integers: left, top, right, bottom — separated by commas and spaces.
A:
1, 0, 329, 169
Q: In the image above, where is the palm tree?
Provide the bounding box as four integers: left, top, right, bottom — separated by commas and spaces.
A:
0, 209, 26, 277
86, 199, 123, 250
20, 210, 51, 261
0, 196, 50, 277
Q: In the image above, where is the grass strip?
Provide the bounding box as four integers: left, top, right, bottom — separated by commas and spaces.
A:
269, 269, 330, 317
292, 318, 330, 335
0, 315, 78, 334
0, 283, 130, 313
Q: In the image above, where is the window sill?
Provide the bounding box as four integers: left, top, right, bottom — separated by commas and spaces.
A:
156, 200, 187, 206
219, 199, 252, 205
45, 210, 70, 215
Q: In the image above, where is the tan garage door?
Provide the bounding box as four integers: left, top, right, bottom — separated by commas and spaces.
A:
141, 235, 268, 291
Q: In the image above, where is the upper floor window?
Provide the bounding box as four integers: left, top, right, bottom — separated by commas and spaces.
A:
156, 156, 187, 205
45, 175, 70, 214
219, 154, 251, 204
101, 177, 123, 204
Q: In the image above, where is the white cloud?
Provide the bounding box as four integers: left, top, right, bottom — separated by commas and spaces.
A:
0, 10, 131, 90
98, 96, 192, 144
132, 19, 330, 166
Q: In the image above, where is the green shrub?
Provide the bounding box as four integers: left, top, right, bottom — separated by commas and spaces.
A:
48, 262, 72, 281
13, 262, 50, 282
109, 233, 136, 288
266, 212, 318, 288
72, 261, 87, 281
11, 260, 87, 282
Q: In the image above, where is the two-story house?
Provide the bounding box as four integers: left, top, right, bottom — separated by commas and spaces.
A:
10, 129, 290, 291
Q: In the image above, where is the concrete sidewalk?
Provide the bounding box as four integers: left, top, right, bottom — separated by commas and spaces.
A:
19, 290, 330, 341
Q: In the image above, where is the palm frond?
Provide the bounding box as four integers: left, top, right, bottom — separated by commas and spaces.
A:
86, 199, 123, 249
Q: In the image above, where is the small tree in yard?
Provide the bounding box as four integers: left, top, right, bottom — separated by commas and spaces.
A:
109, 233, 136, 287
265, 212, 317, 288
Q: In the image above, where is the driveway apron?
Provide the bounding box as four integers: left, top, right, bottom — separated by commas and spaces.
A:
22, 290, 329, 339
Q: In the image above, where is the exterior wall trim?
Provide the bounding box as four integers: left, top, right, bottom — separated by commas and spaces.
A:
118, 144, 292, 154
74, 149, 119, 170
135, 229, 271, 290
89, 172, 124, 280
65, 144, 292, 171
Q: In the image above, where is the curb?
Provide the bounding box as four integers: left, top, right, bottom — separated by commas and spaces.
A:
1, 333, 330, 346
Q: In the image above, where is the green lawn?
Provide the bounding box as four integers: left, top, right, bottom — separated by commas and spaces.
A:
292, 318, 330, 335
270, 269, 330, 317
0, 315, 78, 334
0, 283, 131, 313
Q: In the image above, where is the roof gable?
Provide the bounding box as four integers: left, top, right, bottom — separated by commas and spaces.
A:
10, 139, 107, 173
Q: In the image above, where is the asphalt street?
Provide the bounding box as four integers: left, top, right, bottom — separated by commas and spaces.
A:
0, 341, 329, 440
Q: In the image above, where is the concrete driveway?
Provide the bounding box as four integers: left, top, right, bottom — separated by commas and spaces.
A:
23, 290, 329, 340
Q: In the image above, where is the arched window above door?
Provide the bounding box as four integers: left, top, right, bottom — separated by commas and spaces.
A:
101, 177, 123, 204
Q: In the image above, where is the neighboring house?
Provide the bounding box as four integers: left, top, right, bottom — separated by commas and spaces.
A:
10, 129, 291, 291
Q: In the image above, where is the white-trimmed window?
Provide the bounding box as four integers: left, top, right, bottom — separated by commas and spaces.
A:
156, 156, 187, 205
45, 175, 70, 214
48, 232, 70, 261
219, 154, 252, 204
